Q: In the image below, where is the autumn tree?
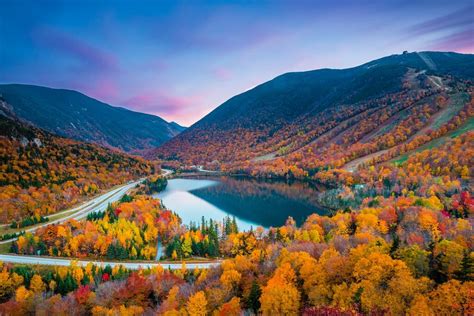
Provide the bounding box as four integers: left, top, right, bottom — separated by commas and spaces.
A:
260, 263, 300, 315
187, 291, 208, 316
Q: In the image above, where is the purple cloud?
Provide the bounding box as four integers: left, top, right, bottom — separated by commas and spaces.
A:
87, 78, 120, 101
121, 89, 211, 125
405, 6, 474, 53
33, 27, 118, 73
430, 29, 474, 53
123, 90, 205, 117
407, 6, 473, 36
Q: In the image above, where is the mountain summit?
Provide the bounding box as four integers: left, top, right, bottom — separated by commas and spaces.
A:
155, 51, 473, 170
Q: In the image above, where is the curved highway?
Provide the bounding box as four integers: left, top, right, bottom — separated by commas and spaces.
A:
0, 179, 144, 244
1, 167, 178, 243
1, 169, 175, 245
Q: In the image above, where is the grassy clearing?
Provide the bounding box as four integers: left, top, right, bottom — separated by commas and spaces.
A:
0, 242, 12, 254
392, 116, 473, 164
370, 107, 411, 140
430, 93, 469, 130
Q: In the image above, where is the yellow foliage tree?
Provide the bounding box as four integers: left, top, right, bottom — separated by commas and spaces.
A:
15, 286, 33, 303
186, 291, 208, 316
351, 252, 429, 314
427, 280, 473, 315
260, 263, 300, 315
0, 268, 23, 301
72, 267, 84, 285
29, 274, 45, 294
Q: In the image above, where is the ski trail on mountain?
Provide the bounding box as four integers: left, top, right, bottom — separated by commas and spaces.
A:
417, 52, 437, 70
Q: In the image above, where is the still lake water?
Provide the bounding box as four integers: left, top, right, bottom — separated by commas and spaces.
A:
154, 176, 328, 230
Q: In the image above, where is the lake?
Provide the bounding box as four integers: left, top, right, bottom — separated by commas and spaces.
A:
154, 176, 328, 230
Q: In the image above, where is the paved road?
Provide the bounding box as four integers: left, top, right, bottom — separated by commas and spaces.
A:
0, 254, 221, 270
0, 179, 145, 244
196, 166, 220, 173
161, 168, 174, 177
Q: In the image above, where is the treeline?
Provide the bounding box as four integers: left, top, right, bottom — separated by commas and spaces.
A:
142, 176, 168, 194
0, 261, 130, 306
10, 215, 48, 229
0, 231, 25, 242
165, 215, 238, 259
12, 195, 181, 260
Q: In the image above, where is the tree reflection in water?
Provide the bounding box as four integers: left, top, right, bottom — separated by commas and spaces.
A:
188, 176, 328, 228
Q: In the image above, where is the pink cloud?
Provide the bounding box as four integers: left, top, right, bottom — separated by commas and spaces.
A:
122, 90, 206, 125
430, 29, 474, 53
213, 67, 232, 80
87, 78, 120, 101
406, 6, 474, 54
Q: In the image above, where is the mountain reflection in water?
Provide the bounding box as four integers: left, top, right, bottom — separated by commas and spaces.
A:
155, 176, 328, 230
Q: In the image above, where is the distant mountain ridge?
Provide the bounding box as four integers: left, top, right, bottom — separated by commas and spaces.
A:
0, 84, 185, 154
155, 51, 473, 172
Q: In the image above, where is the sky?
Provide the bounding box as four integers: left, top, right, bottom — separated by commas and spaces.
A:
0, 0, 473, 126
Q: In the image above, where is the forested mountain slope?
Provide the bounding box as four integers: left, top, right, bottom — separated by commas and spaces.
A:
155, 52, 473, 178
0, 110, 154, 223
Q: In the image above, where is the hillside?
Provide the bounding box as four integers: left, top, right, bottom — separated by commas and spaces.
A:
155, 51, 473, 177
0, 111, 154, 223
0, 52, 473, 315
0, 84, 185, 154
1, 130, 473, 315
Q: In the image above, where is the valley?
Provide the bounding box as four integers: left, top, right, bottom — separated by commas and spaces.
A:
2, 0, 474, 313
0, 51, 472, 315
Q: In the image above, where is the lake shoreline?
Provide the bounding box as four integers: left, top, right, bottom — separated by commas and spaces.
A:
168, 170, 335, 212
170, 170, 331, 192
154, 175, 332, 230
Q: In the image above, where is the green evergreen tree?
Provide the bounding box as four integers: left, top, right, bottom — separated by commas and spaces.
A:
231, 216, 238, 234
246, 280, 262, 313
82, 274, 90, 285
201, 216, 206, 232
224, 216, 232, 235
455, 251, 473, 281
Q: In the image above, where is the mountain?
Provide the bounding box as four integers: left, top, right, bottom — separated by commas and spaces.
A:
155, 51, 473, 175
0, 111, 154, 222
0, 84, 185, 154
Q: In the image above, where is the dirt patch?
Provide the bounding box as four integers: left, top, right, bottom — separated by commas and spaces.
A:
252, 152, 277, 162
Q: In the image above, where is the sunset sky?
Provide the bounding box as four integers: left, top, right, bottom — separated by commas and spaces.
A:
1, 0, 473, 126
